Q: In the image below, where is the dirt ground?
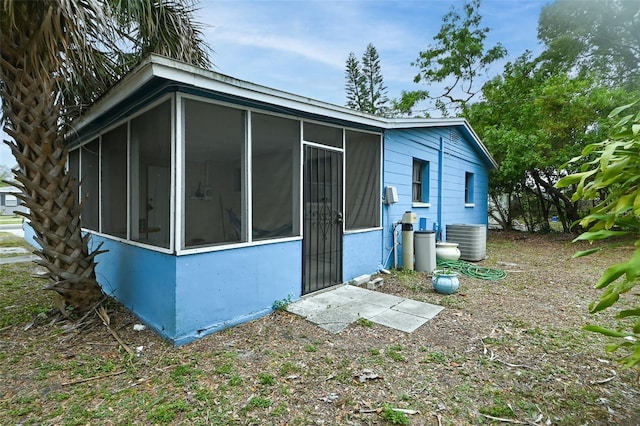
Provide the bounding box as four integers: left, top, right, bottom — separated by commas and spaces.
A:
1, 231, 639, 425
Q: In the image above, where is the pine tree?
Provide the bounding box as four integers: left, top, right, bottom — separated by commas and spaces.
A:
361, 43, 389, 115
345, 44, 389, 115
345, 52, 367, 111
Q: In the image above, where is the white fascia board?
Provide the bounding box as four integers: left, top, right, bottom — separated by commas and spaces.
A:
387, 117, 498, 169
71, 55, 497, 168
148, 55, 389, 129
70, 56, 157, 135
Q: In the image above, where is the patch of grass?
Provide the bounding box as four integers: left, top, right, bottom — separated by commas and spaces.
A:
228, 375, 243, 386
423, 351, 448, 364
0, 235, 28, 248
304, 343, 317, 352
147, 400, 189, 424
258, 372, 276, 386
279, 361, 299, 376
479, 398, 515, 418
244, 396, 272, 412
386, 344, 405, 362
394, 268, 420, 283
438, 294, 464, 308
271, 402, 288, 417
0, 263, 53, 328
380, 405, 410, 425
170, 363, 200, 386
215, 362, 234, 375
357, 317, 374, 327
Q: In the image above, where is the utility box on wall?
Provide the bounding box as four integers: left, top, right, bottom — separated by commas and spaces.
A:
385, 186, 398, 204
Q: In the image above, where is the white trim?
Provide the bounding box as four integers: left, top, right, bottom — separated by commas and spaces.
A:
169, 93, 176, 253
465, 203, 476, 208
412, 202, 431, 208
176, 236, 302, 256
176, 94, 185, 251
302, 140, 344, 153
245, 110, 252, 243
82, 229, 174, 255
98, 134, 102, 233
378, 133, 383, 228
298, 120, 304, 240
126, 121, 131, 240
344, 227, 383, 235
341, 128, 346, 235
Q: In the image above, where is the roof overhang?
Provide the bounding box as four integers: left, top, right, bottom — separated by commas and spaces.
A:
71, 54, 498, 169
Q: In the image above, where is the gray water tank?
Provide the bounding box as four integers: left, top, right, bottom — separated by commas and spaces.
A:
445, 224, 487, 261
414, 230, 436, 273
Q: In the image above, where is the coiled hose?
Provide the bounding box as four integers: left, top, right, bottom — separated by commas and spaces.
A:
436, 259, 507, 281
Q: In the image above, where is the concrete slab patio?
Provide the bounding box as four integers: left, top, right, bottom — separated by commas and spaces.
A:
287, 284, 444, 333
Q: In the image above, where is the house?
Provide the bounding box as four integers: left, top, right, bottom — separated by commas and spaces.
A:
56, 55, 496, 345
0, 184, 28, 216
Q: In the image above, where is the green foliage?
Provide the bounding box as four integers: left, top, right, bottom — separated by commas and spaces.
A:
244, 396, 272, 411
345, 43, 389, 116
557, 100, 640, 368
147, 400, 188, 424
538, 0, 640, 89
272, 295, 293, 312
479, 398, 515, 418
257, 372, 276, 386
407, 0, 506, 116
357, 317, 374, 327
380, 405, 410, 425
386, 344, 405, 362
467, 51, 629, 231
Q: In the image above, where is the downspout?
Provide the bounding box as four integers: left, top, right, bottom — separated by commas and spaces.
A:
437, 136, 444, 240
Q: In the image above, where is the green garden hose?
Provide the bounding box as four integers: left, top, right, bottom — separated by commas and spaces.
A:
436, 259, 507, 281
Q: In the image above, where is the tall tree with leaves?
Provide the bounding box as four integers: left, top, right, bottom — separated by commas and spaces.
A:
557, 100, 640, 368
345, 52, 368, 112
538, 0, 640, 89
467, 52, 628, 232
404, 0, 506, 116
345, 43, 389, 116
0, 0, 209, 312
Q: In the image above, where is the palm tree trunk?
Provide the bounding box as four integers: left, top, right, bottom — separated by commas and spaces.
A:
1, 32, 105, 312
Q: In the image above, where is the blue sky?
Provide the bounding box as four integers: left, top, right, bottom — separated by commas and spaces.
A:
0, 0, 546, 169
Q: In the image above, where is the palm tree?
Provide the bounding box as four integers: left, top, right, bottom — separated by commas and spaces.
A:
0, 0, 209, 312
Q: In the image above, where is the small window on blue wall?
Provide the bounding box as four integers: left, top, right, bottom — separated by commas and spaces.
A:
412, 159, 429, 203
465, 172, 475, 204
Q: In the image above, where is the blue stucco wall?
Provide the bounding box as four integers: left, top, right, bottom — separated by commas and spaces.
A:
382, 127, 491, 269
174, 240, 302, 345
91, 236, 178, 339
343, 230, 383, 281
90, 237, 302, 345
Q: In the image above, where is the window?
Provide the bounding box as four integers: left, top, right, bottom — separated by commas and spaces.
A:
101, 124, 127, 238
303, 122, 342, 148
80, 138, 100, 231
345, 130, 381, 229
130, 101, 171, 248
5, 194, 17, 207
251, 113, 300, 240
184, 99, 245, 247
465, 172, 475, 204
412, 159, 429, 203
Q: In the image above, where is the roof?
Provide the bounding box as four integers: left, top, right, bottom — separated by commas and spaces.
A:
70, 54, 498, 169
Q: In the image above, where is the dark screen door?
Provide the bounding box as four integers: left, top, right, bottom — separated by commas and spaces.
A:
303, 146, 343, 294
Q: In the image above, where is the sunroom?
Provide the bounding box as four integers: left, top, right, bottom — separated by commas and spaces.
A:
66, 55, 384, 344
